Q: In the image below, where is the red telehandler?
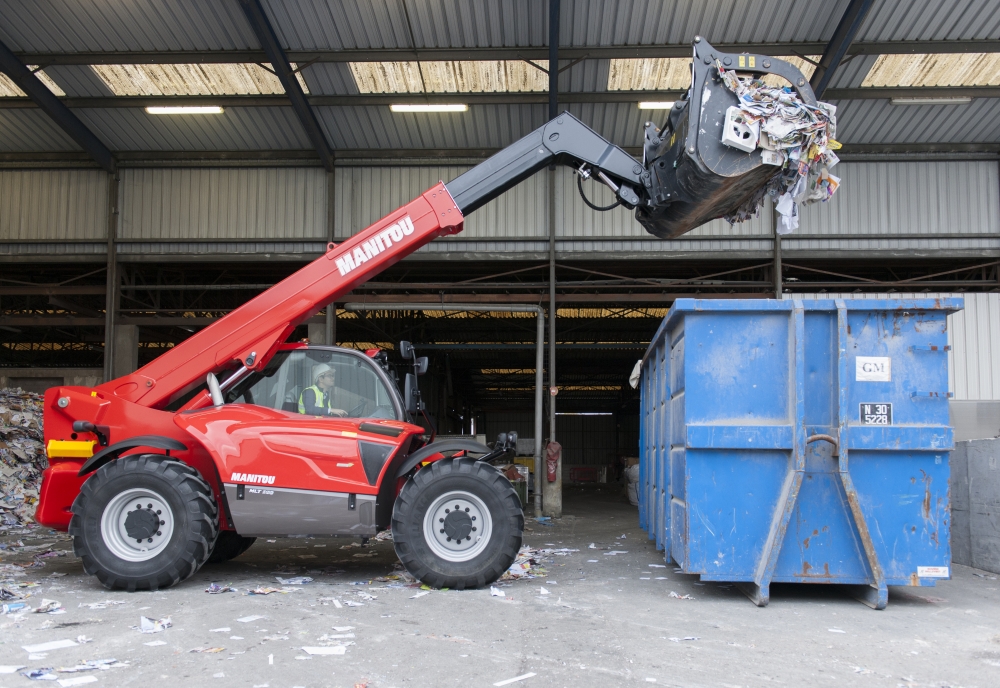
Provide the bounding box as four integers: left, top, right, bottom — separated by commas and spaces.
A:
34, 42, 817, 590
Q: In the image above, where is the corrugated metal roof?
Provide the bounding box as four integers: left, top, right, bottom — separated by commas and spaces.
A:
861, 54, 1000, 87
565, 0, 846, 46
833, 97, 1000, 143
262, 0, 412, 51
348, 61, 547, 93
43, 65, 115, 98
0, 110, 79, 150
0, 68, 65, 97
858, 0, 1000, 41
0, 0, 256, 52
317, 104, 548, 149
90, 64, 308, 96
300, 63, 359, 96
72, 107, 310, 150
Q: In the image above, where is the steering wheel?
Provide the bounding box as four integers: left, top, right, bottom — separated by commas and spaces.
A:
347, 400, 369, 417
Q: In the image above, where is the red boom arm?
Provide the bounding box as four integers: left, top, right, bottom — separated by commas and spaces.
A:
103, 183, 463, 408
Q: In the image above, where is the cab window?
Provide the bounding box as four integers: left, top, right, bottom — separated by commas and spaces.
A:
225, 349, 399, 420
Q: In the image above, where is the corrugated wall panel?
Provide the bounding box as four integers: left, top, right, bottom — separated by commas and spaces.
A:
120, 168, 326, 240
0, 170, 107, 241
334, 165, 548, 239
785, 292, 1000, 401
797, 161, 1000, 237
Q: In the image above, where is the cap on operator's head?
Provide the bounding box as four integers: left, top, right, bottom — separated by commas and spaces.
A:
312, 363, 334, 384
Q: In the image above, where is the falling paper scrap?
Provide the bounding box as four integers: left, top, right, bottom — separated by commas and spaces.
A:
604, 551, 628, 556
275, 577, 313, 585
138, 616, 172, 633
408, 591, 430, 600
236, 615, 266, 623
714, 62, 841, 233
205, 583, 235, 594
494, 672, 537, 686
490, 587, 503, 597
668, 637, 700, 642
21, 639, 78, 654
668, 591, 694, 600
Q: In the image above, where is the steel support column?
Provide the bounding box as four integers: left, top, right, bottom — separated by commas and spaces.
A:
103, 173, 120, 381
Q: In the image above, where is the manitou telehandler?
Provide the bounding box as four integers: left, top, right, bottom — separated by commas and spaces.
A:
34, 41, 820, 591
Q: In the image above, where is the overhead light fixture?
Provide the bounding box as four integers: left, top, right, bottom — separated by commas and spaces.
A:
890, 97, 972, 106
638, 101, 675, 110
389, 103, 468, 113
145, 106, 225, 114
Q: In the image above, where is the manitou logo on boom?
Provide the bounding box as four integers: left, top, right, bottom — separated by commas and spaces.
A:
230, 472, 276, 485
335, 215, 415, 276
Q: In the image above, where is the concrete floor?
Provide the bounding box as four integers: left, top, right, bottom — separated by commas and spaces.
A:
2, 486, 1000, 688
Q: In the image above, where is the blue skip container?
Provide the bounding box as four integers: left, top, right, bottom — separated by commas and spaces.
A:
637, 298, 962, 609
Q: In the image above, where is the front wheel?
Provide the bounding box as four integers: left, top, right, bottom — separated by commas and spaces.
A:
392, 457, 523, 589
69, 454, 219, 591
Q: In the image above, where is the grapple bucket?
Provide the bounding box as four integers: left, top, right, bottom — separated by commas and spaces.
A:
634, 38, 817, 239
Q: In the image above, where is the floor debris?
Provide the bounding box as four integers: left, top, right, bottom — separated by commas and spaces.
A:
205, 583, 235, 594
494, 672, 537, 686
137, 616, 171, 633
668, 591, 694, 600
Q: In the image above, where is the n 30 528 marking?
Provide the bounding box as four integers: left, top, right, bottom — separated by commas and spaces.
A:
860, 402, 892, 425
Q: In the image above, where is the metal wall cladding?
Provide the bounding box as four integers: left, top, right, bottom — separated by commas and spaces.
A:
835, 99, 1000, 144
335, 165, 548, 239
638, 298, 962, 608
120, 168, 326, 241
0, 170, 107, 241
859, 0, 1000, 41
796, 161, 1000, 236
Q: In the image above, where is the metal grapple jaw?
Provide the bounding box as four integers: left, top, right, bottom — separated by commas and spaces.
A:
634, 37, 817, 239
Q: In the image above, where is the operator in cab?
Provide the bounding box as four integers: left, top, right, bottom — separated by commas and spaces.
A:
298, 363, 348, 417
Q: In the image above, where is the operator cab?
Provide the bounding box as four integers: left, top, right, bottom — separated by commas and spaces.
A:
223, 345, 405, 421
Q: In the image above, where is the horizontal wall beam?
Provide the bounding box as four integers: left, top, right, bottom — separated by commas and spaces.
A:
2, 87, 997, 110
16, 40, 1000, 65
2, 143, 998, 169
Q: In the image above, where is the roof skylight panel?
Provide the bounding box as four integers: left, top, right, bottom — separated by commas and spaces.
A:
90, 63, 310, 96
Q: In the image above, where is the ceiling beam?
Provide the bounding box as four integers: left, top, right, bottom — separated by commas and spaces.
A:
1, 86, 996, 110
810, 0, 877, 98
0, 38, 115, 172
15, 40, 1000, 65
237, 0, 334, 172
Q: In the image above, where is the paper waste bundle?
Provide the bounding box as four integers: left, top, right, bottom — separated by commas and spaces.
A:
0, 389, 48, 526
716, 62, 841, 234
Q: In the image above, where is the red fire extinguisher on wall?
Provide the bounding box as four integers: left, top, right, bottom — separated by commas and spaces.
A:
545, 440, 561, 483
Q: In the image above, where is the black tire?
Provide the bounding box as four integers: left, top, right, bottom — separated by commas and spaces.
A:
207, 531, 256, 563
69, 454, 219, 591
392, 457, 523, 590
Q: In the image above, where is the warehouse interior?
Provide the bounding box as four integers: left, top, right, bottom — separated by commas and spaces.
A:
2, 1, 1000, 500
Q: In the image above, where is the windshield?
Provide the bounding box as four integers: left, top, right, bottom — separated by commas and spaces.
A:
225, 349, 400, 420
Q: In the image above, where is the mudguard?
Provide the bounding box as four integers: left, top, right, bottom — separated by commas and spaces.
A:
77, 435, 187, 477
394, 438, 492, 480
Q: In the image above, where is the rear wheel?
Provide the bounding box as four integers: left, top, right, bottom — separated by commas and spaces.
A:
69, 454, 219, 591
392, 457, 522, 589
207, 531, 256, 563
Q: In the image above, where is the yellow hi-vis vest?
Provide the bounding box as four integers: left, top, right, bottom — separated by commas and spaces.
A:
298, 385, 330, 415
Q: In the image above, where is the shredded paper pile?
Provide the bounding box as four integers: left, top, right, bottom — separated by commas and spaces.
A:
0, 389, 47, 526
718, 62, 842, 233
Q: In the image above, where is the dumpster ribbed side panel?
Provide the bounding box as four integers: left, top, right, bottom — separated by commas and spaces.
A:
639, 298, 962, 608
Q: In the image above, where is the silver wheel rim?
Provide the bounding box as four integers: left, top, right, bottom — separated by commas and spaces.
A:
422, 490, 493, 563
100, 488, 175, 562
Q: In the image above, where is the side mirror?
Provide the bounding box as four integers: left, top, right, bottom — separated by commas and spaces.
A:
404, 373, 418, 414
415, 356, 429, 375
399, 340, 414, 360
